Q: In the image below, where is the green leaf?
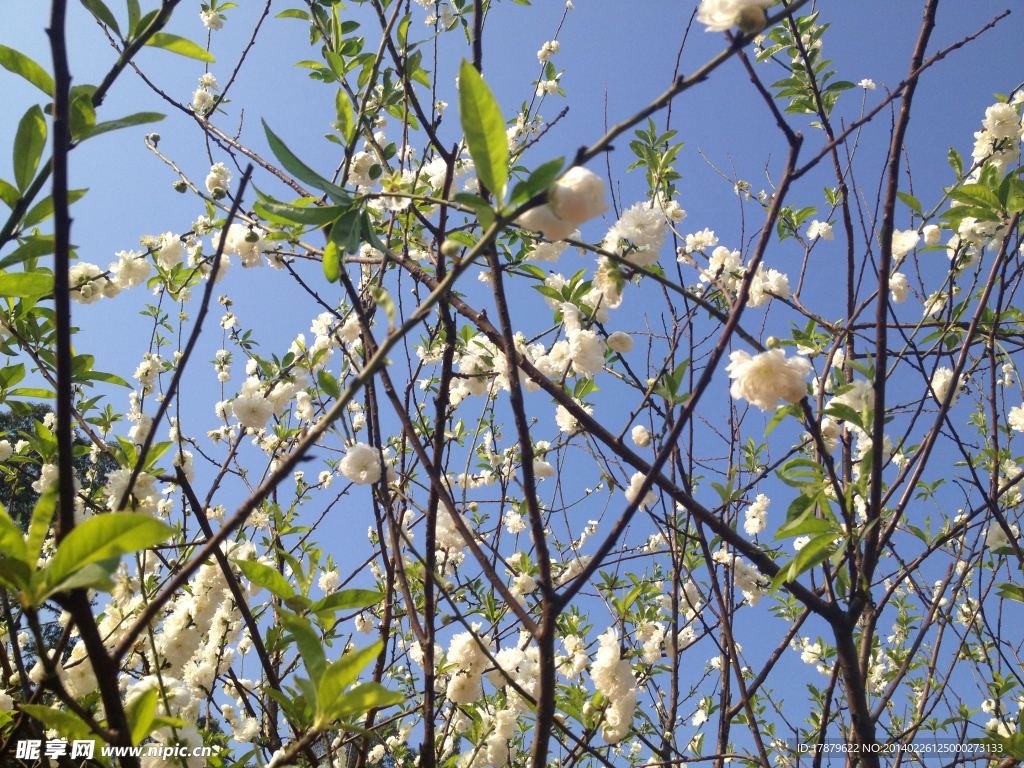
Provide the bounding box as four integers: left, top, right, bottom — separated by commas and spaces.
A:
996, 583, 1024, 603
7, 388, 55, 398
145, 33, 216, 63
457, 59, 509, 201
280, 611, 327, 685
765, 402, 801, 436
510, 157, 564, 204
895, 191, 921, 215
254, 199, 346, 226
330, 209, 361, 255
83, 111, 164, 140
309, 588, 384, 616
318, 642, 382, 724
232, 558, 296, 601
126, 0, 141, 34
48, 558, 118, 593
18, 705, 93, 741
26, 486, 56, 560
262, 120, 351, 203
23, 188, 88, 229
327, 682, 404, 720
81, 370, 132, 388
80, 0, 121, 36
949, 183, 1001, 211
335, 89, 355, 144
0, 46, 54, 97
126, 687, 158, 745
370, 286, 397, 328
0, 179, 19, 209
276, 8, 311, 20
948, 147, 963, 178
0, 504, 29, 566
769, 531, 838, 593
823, 403, 863, 431
13, 105, 47, 192
0, 235, 55, 270
323, 241, 341, 283
452, 192, 495, 228
45, 513, 173, 593
0, 272, 53, 298
317, 369, 341, 399
775, 492, 818, 539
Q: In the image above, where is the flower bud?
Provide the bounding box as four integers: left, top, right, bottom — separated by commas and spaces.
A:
173, 181, 187, 193
440, 239, 461, 258
212, 188, 227, 200
736, 6, 767, 35
765, 336, 780, 349
149, 133, 161, 144
440, 613, 452, 626
244, 230, 260, 243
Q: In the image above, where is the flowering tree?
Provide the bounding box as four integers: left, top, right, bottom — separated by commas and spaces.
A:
0, 0, 1022, 767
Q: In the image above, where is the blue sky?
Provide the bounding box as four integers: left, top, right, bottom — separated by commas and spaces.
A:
2, 0, 1022, 754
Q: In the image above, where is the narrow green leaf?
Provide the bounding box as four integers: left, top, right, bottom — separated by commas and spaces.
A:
0, 272, 53, 298
457, 59, 508, 200
45, 513, 173, 592
330, 209, 361, 255
309, 588, 384, 616
323, 241, 340, 283
7, 388, 55, 398
14, 105, 47, 192
145, 33, 216, 63
83, 112, 164, 140
318, 641, 382, 722
0, 236, 55, 270
317, 369, 341, 399
370, 286, 397, 328
949, 183, 1001, 211
276, 9, 311, 20
18, 705, 92, 741
948, 147, 963, 177
510, 157, 564, 204
997, 584, 1024, 603
232, 558, 296, 601
81, 370, 132, 388
326, 682, 404, 720
0, 504, 29, 565
80, 0, 121, 36
26, 486, 56, 560
279, 611, 327, 685
126, 0, 141, 35
895, 191, 921, 215
126, 687, 158, 746
262, 120, 351, 203
0, 46, 55, 97
452, 192, 495, 228
255, 199, 346, 226
22, 188, 88, 229
43, 558, 118, 594
823, 403, 863, 431
335, 89, 355, 143
0, 179, 18, 209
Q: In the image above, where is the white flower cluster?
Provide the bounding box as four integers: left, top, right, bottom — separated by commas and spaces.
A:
712, 548, 769, 606
727, 349, 810, 411
590, 628, 637, 744
192, 72, 219, 115
743, 493, 770, 536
